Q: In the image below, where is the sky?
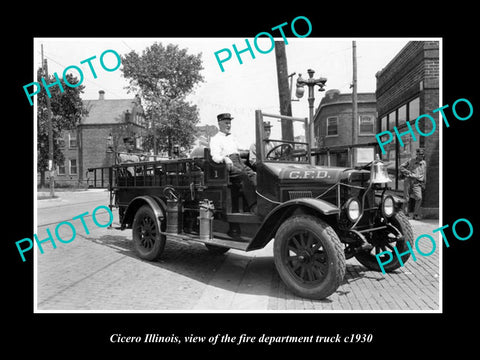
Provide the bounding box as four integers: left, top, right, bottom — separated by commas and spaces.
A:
33, 37, 415, 148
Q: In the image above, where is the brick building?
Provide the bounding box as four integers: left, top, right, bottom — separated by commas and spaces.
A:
54, 90, 147, 187
313, 89, 377, 167
375, 41, 439, 218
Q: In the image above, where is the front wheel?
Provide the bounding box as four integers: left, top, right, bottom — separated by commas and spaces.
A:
273, 215, 346, 300
354, 212, 414, 272
132, 205, 166, 261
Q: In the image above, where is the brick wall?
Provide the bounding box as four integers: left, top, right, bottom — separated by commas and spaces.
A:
315, 92, 377, 147
376, 42, 426, 116
78, 125, 116, 184
376, 41, 440, 217
80, 125, 112, 168
78, 123, 147, 184
53, 130, 80, 187
422, 87, 440, 211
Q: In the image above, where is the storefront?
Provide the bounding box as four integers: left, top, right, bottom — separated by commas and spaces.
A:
376, 41, 440, 218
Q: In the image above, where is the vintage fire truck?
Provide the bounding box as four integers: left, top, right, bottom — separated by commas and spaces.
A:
107, 111, 413, 300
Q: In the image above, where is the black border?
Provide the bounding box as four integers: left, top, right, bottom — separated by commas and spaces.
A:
6, 5, 478, 354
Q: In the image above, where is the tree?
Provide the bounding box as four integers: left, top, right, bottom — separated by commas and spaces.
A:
37, 69, 87, 187
121, 42, 204, 155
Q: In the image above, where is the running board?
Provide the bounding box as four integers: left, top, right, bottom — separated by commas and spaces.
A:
225, 213, 262, 223
162, 231, 251, 251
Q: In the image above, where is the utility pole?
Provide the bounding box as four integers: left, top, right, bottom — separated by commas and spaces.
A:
351, 40, 358, 166
274, 41, 294, 141
42, 44, 55, 198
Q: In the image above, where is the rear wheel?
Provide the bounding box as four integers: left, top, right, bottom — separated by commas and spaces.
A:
274, 215, 346, 300
132, 205, 165, 261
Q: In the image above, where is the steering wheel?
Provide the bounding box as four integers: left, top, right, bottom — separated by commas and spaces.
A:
266, 143, 293, 161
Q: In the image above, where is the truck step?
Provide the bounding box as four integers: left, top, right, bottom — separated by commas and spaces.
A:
225, 213, 262, 223
164, 231, 251, 251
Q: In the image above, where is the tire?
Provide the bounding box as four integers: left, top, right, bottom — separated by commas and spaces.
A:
132, 205, 166, 261
354, 212, 414, 272
205, 244, 230, 255
273, 215, 346, 300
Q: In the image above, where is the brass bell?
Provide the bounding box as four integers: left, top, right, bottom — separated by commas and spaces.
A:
371, 154, 391, 184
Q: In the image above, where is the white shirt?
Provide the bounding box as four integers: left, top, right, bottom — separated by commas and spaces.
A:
118, 152, 140, 163
249, 140, 278, 165
117, 152, 141, 176
209, 131, 239, 165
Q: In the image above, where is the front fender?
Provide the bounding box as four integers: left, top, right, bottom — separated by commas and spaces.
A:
121, 195, 166, 229
246, 198, 339, 251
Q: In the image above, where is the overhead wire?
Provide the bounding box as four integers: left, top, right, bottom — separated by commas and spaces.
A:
35, 48, 128, 100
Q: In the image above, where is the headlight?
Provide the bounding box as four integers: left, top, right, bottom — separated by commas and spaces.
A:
382, 195, 395, 218
345, 198, 361, 222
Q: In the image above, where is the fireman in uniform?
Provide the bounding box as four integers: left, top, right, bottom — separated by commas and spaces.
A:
248, 121, 282, 167
117, 136, 141, 176
209, 113, 257, 213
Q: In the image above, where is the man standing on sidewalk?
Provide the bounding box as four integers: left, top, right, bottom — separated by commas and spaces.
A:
400, 148, 427, 220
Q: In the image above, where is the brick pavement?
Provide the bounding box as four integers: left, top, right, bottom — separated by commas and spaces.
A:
36, 228, 228, 310
36, 193, 440, 312
267, 219, 440, 311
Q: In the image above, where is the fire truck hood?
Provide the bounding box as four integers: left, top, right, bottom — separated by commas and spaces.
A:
263, 162, 355, 184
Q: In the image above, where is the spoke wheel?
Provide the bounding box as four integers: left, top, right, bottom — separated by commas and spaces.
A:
354, 212, 413, 272
132, 205, 165, 261
285, 231, 329, 284
274, 215, 345, 299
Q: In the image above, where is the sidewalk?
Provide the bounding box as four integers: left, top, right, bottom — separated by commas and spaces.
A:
37, 188, 106, 198
37, 188, 109, 209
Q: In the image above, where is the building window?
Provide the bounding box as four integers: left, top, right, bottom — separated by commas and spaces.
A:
136, 136, 144, 150
359, 115, 375, 135
381, 116, 387, 132
57, 161, 66, 175
409, 97, 420, 120
69, 159, 77, 175
388, 111, 396, 130
57, 137, 66, 147
135, 113, 142, 125
69, 132, 77, 148
380, 96, 422, 192
326, 117, 338, 136
398, 104, 407, 127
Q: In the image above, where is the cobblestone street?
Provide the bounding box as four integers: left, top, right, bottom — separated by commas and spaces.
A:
36, 190, 440, 312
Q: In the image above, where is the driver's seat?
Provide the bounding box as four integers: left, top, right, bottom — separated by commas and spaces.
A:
202, 148, 249, 213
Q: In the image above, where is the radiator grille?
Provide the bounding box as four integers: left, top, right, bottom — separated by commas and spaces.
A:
288, 190, 313, 200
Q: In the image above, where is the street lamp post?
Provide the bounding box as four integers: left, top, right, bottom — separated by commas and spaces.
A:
296, 69, 327, 165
